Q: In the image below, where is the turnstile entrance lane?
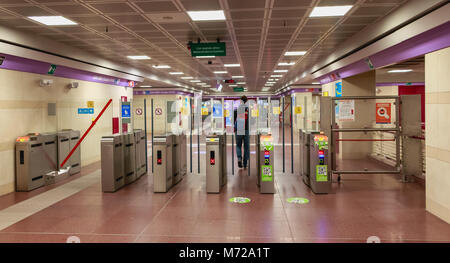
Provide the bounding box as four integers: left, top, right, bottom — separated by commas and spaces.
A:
123, 132, 136, 185
206, 133, 227, 193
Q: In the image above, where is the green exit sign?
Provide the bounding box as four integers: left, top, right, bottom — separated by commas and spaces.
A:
191, 42, 226, 57
233, 87, 244, 92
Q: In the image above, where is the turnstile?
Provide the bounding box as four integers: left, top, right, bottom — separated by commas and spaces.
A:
122, 133, 136, 185
101, 134, 125, 192
308, 133, 331, 194
15, 133, 58, 191
173, 134, 187, 185
134, 129, 146, 178
299, 130, 319, 186
65, 129, 81, 175
57, 131, 70, 170
256, 134, 275, 194
205, 133, 227, 193
153, 134, 174, 193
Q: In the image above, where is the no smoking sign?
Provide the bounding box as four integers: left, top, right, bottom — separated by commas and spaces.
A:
135, 108, 143, 115
155, 108, 163, 115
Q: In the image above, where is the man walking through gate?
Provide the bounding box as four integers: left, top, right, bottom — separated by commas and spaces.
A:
234, 96, 250, 169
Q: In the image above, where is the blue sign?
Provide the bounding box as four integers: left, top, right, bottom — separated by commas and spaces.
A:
122, 104, 131, 118
78, 108, 94, 114
335, 82, 342, 97
213, 104, 223, 117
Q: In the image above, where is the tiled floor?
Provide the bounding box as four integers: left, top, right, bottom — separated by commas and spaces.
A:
0, 132, 449, 243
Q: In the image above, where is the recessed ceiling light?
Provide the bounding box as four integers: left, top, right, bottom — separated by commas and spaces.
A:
195, 56, 216, 58
312, 82, 320, 85
153, 65, 171, 69
232, 76, 244, 78
224, 64, 240, 67
28, 16, 77, 26
388, 69, 413, 73
187, 10, 226, 21
278, 62, 295, 66
285, 51, 307, 56
310, 6, 353, 17
271, 75, 283, 77
214, 71, 228, 74
169, 72, 184, 75
181, 76, 193, 79
274, 70, 288, 73
190, 80, 201, 82
127, 55, 151, 60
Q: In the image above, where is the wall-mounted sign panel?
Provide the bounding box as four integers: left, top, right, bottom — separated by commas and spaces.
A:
78, 108, 94, 114
190, 42, 226, 57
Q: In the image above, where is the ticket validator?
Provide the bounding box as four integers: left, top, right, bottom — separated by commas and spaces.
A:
101, 134, 125, 192
256, 134, 275, 194
153, 134, 174, 193
308, 133, 331, 194
205, 133, 227, 193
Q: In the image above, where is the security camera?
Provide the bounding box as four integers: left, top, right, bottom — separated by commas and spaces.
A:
39, 79, 53, 87
68, 82, 79, 89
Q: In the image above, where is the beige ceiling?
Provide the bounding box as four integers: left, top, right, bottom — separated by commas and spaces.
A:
0, 0, 409, 91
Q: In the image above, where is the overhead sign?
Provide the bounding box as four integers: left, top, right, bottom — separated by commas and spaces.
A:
190, 42, 226, 57
365, 58, 374, 69
121, 102, 131, 118
225, 79, 235, 84
48, 64, 57, 75
335, 82, 342, 97
376, 103, 391, 124
78, 108, 94, 114
233, 87, 244, 92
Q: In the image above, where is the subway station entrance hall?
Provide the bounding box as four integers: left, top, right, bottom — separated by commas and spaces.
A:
0, 0, 450, 245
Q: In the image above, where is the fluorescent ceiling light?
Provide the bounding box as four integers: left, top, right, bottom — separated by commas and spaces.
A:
271, 75, 283, 77
214, 71, 228, 74
127, 55, 151, 60
274, 69, 288, 73
224, 64, 240, 67
28, 16, 77, 26
312, 82, 320, 85
232, 76, 244, 78
196, 56, 215, 58
190, 80, 201, 83
139, 85, 152, 88
310, 5, 353, 17
237, 82, 246, 85
388, 69, 413, 73
187, 10, 226, 21
229, 85, 238, 87
153, 65, 171, 69
285, 51, 307, 56
169, 72, 184, 75
203, 85, 211, 87
278, 62, 295, 66
266, 82, 275, 84
181, 76, 193, 79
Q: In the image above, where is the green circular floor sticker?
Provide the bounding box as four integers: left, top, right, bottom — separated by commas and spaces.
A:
287, 197, 310, 204
229, 197, 251, 204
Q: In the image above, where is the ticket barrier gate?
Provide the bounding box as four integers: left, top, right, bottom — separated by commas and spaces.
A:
15, 133, 57, 191
299, 130, 319, 187
123, 132, 136, 185
205, 134, 227, 193
64, 129, 81, 175
256, 134, 275, 194
307, 133, 331, 194
134, 129, 146, 178
173, 134, 187, 185
101, 134, 125, 192
153, 134, 174, 192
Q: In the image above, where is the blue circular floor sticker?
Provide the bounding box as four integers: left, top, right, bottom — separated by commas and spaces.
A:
287, 197, 310, 204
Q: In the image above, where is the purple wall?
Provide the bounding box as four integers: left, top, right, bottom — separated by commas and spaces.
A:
0, 53, 137, 87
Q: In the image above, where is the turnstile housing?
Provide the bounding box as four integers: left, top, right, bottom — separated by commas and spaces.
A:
134, 129, 146, 178
173, 134, 187, 185
205, 134, 227, 193
309, 134, 331, 194
299, 130, 319, 186
256, 134, 275, 194
66, 129, 81, 175
101, 134, 125, 192
123, 133, 136, 185
15, 133, 58, 191
153, 134, 174, 192
57, 131, 70, 170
